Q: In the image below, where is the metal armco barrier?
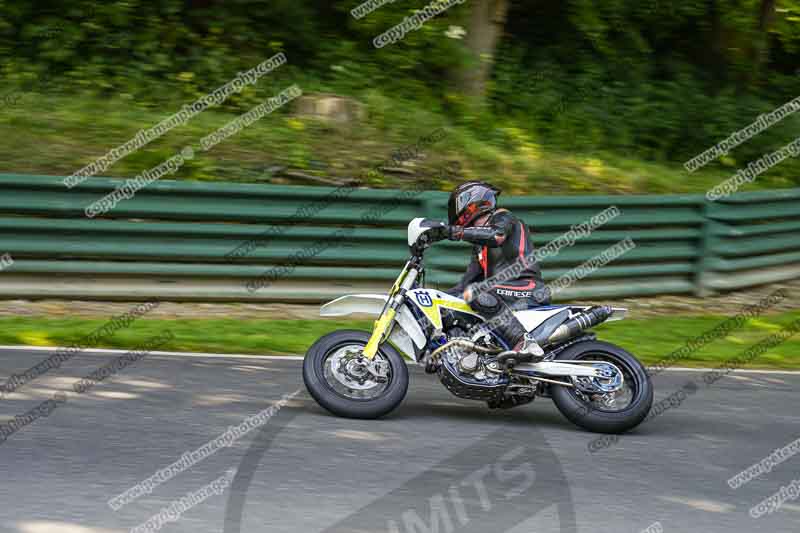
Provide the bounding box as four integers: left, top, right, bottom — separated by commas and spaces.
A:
0, 174, 797, 302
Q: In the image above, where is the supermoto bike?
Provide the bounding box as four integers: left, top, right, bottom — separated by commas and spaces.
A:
303, 218, 653, 433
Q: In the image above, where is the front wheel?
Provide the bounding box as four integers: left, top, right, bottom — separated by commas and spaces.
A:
303, 330, 409, 419
550, 340, 653, 434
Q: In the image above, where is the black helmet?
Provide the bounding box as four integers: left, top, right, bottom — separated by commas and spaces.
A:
447, 181, 501, 226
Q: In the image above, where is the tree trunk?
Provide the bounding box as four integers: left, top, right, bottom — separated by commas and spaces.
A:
751, 0, 776, 84
457, 0, 510, 101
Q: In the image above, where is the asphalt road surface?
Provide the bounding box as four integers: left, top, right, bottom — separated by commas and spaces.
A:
0, 347, 798, 533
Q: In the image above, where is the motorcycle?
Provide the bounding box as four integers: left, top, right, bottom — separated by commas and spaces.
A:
303, 218, 653, 433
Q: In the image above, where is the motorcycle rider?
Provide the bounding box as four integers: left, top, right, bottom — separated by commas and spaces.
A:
430, 181, 550, 360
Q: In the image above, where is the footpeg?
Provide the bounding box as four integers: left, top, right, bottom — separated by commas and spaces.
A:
494, 334, 545, 368
520, 334, 544, 357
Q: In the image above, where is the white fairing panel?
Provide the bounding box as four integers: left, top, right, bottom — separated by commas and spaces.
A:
513, 305, 628, 332
319, 294, 427, 355
388, 327, 418, 361
320, 294, 387, 317
513, 307, 571, 332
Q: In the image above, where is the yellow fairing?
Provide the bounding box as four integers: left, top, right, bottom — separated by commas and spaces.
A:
416, 298, 478, 330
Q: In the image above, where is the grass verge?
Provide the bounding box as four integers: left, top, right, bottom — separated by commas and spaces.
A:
0, 310, 798, 369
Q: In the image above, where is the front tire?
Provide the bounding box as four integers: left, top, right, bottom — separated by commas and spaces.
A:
303, 330, 409, 419
550, 340, 653, 434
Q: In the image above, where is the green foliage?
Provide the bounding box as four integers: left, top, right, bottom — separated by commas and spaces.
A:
491, 0, 800, 186
1, 0, 800, 189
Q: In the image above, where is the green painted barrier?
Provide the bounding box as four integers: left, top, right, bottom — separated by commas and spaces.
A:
0, 173, 796, 302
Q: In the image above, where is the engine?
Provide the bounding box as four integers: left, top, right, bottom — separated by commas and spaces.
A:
436, 339, 509, 401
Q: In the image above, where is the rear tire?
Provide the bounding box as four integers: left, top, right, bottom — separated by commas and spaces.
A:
303, 330, 409, 419
550, 340, 653, 434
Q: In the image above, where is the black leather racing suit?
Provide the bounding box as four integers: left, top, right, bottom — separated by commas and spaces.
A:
446, 208, 549, 349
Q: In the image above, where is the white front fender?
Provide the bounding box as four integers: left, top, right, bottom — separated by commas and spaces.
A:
320, 294, 427, 360
320, 294, 389, 317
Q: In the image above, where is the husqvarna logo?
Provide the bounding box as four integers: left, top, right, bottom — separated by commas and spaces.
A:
415, 292, 433, 307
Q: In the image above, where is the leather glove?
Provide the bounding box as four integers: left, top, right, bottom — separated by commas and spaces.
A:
427, 224, 449, 243
428, 224, 464, 243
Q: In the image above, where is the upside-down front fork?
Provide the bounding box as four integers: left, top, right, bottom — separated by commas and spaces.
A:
361, 262, 418, 360
362, 307, 397, 360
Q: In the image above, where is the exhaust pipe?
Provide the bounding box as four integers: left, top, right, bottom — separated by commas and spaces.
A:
431, 306, 612, 363
544, 305, 612, 345
429, 338, 500, 361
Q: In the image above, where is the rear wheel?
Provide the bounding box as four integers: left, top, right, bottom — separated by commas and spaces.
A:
303, 330, 409, 419
550, 340, 653, 434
